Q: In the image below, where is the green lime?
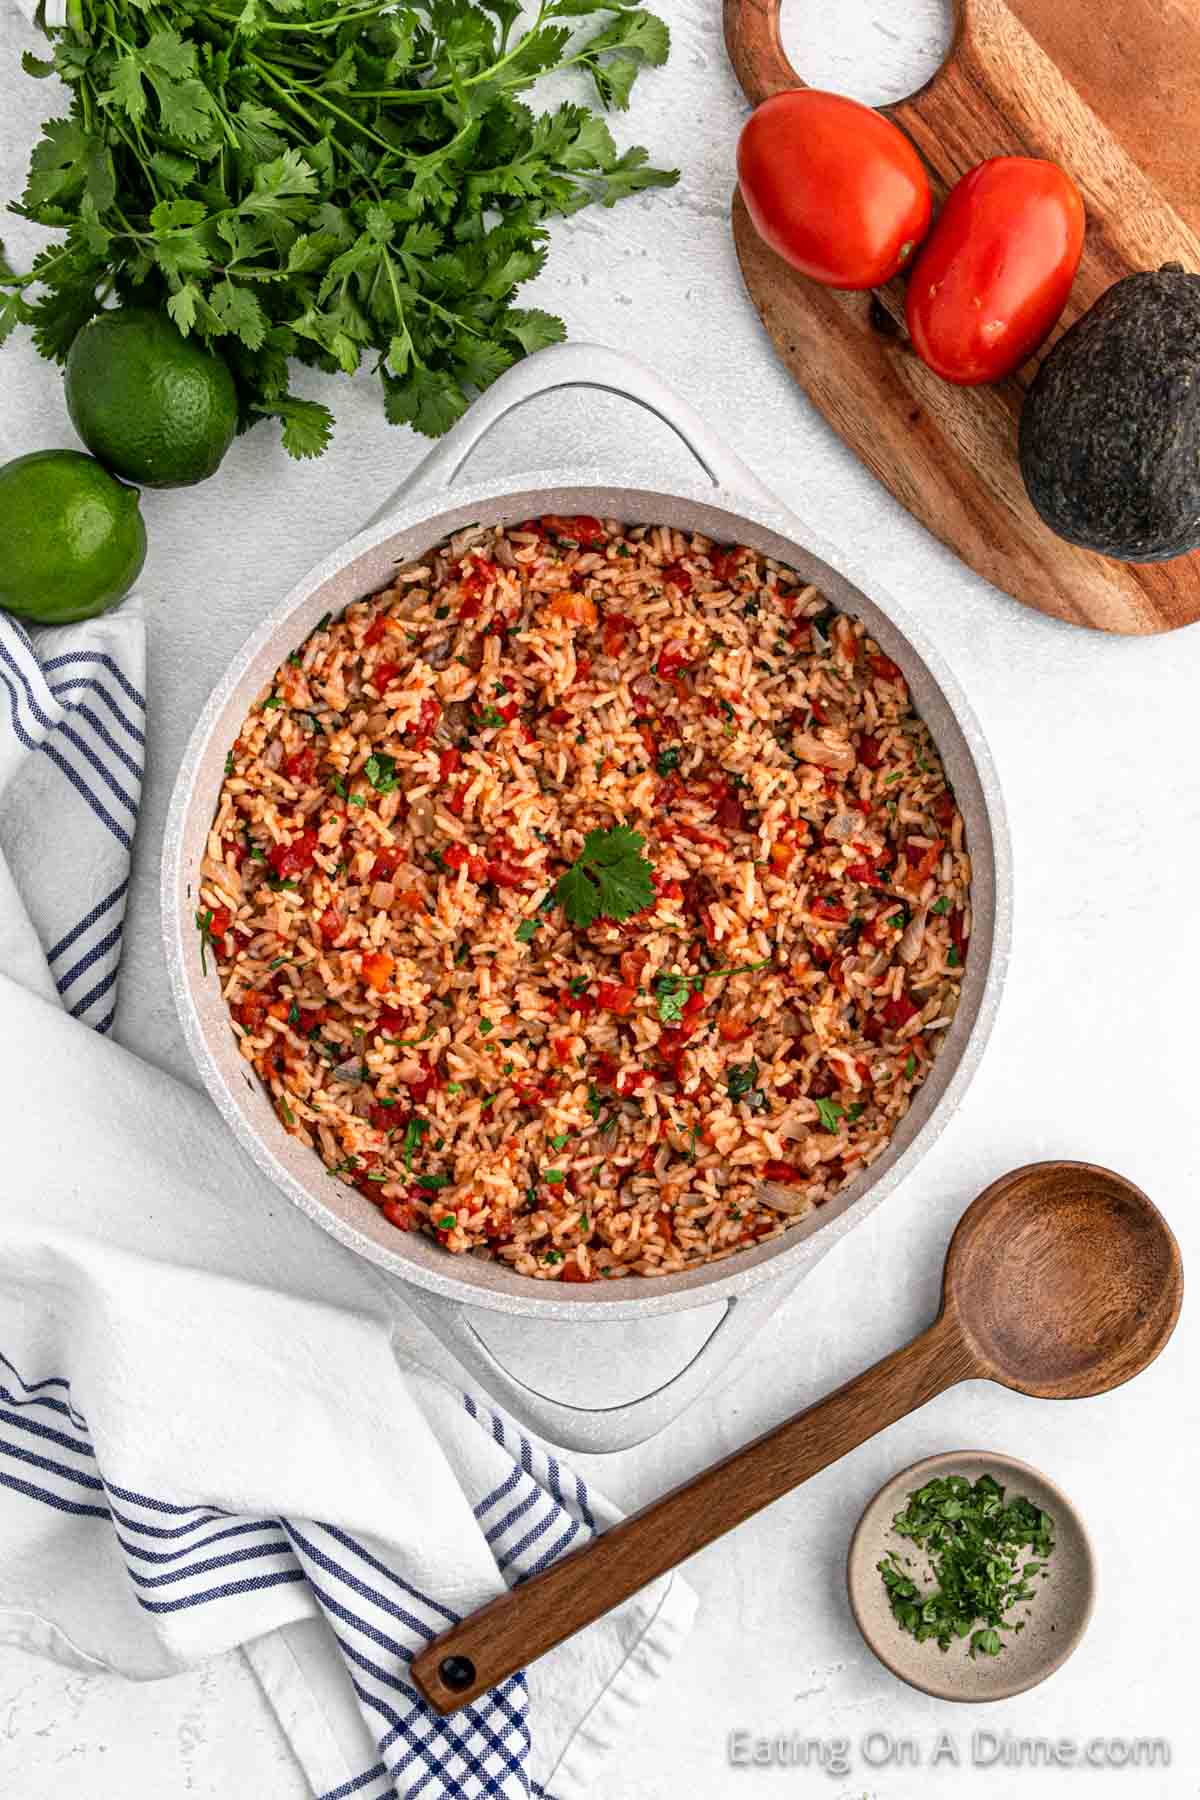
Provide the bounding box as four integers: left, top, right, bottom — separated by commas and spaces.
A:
0, 450, 147, 625
65, 307, 238, 488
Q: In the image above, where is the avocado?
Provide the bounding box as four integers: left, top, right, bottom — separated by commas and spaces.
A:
1019, 264, 1200, 562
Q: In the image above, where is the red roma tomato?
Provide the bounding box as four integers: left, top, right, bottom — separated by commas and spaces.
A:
737, 90, 931, 290
906, 157, 1085, 384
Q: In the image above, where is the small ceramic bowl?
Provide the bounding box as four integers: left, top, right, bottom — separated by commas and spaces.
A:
847, 1450, 1095, 1702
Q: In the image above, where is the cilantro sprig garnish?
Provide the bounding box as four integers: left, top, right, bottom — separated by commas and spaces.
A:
554, 825, 654, 928
878, 1473, 1055, 1658
2, 3, 677, 452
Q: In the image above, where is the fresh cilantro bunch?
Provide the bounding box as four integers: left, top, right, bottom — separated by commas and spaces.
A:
0, 0, 676, 458
554, 823, 653, 926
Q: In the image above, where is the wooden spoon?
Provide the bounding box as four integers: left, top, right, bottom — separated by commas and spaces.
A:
410, 1162, 1182, 1712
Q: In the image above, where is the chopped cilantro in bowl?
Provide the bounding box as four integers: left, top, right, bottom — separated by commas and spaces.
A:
877, 1472, 1056, 1659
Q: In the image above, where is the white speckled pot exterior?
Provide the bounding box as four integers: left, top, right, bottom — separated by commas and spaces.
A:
163, 345, 1012, 1447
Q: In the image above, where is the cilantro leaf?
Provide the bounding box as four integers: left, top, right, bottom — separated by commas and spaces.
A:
364, 752, 398, 794
22, 118, 93, 211
150, 198, 206, 234
383, 366, 469, 438
0, 244, 34, 345
726, 1060, 759, 1102
554, 825, 654, 927
207, 279, 268, 349
503, 308, 568, 355
27, 256, 103, 360
653, 971, 688, 1024
166, 283, 200, 335
152, 75, 215, 143
257, 396, 335, 460
142, 29, 197, 82
814, 1097, 844, 1133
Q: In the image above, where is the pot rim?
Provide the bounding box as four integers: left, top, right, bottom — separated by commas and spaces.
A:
163, 464, 1011, 1321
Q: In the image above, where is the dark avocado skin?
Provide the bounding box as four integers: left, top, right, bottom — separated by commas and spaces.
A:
1019, 265, 1200, 563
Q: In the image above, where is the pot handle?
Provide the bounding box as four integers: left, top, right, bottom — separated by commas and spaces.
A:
394, 1268, 808, 1454
363, 341, 782, 528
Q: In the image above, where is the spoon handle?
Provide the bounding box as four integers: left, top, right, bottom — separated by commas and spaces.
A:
410, 1311, 973, 1712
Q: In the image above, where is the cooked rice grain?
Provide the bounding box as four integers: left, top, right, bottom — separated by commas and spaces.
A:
200, 518, 970, 1281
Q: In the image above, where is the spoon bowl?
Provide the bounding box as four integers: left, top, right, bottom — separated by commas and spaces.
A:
943, 1162, 1183, 1399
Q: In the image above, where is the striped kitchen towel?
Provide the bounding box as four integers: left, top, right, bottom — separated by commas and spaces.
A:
0, 605, 145, 1032
0, 713, 695, 1799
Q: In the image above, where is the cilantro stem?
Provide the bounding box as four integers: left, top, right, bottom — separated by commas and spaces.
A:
702, 956, 773, 981
243, 53, 354, 143
252, 56, 400, 153
381, 250, 416, 368
196, 0, 398, 35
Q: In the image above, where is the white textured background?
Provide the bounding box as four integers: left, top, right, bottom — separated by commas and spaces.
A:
3, 2, 1200, 1795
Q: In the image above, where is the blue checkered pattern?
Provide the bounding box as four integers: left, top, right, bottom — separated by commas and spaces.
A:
0, 614, 145, 1032
0, 1349, 602, 1799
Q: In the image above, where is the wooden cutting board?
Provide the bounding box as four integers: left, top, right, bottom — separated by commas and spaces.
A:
725, 0, 1200, 634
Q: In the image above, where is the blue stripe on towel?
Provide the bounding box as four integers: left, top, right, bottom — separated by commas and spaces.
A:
103, 1478, 235, 1516
473, 1465, 522, 1522
38, 736, 133, 851
136, 1567, 308, 1614
0, 1403, 96, 1459
0, 665, 39, 751
318, 1764, 395, 1800
46, 880, 128, 969
282, 1521, 440, 1645
0, 1435, 105, 1492
48, 677, 146, 746
0, 1469, 111, 1521
48, 695, 145, 773
484, 1482, 542, 1545
310, 1521, 459, 1627
56, 923, 124, 997
125, 1537, 296, 1590
69, 961, 121, 1021
41, 649, 146, 712
116, 1517, 284, 1564
105, 1502, 241, 1542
